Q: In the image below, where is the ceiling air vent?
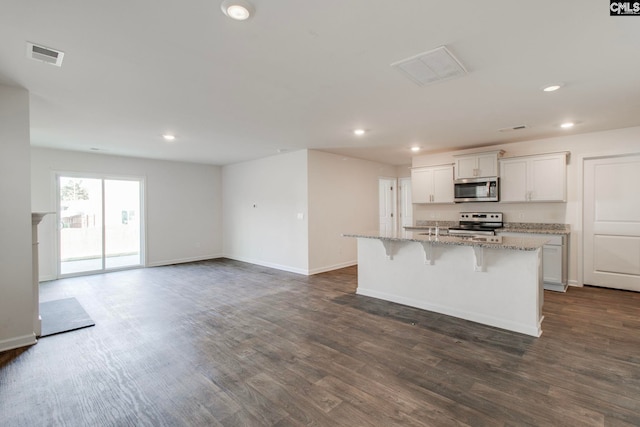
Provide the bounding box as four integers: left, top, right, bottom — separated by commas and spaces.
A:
26, 42, 64, 67
391, 46, 467, 86
498, 125, 528, 133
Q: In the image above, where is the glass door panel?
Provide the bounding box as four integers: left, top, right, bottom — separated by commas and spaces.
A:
58, 175, 143, 277
59, 177, 103, 275
105, 179, 141, 269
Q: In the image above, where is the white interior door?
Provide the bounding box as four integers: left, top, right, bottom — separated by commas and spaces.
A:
584, 154, 640, 291
379, 178, 397, 233
398, 177, 413, 227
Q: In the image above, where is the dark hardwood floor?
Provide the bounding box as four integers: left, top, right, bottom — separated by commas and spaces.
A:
1, 259, 639, 426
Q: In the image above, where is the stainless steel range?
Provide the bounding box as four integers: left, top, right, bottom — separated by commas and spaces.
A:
448, 212, 503, 236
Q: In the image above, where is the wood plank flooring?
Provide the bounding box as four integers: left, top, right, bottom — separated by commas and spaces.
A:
1, 258, 639, 426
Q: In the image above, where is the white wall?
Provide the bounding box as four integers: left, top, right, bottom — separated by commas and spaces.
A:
308, 151, 397, 274
222, 150, 309, 274
0, 85, 35, 352
411, 125, 640, 286
31, 147, 223, 279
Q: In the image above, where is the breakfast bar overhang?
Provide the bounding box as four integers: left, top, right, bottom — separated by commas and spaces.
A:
344, 231, 550, 337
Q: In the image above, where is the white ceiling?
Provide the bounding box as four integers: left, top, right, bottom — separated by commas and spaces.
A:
1, 1, 639, 166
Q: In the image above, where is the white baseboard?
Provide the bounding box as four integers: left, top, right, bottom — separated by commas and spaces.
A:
146, 253, 224, 268
223, 256, 357, 276
223, 255, 309, 275
38, 274, 57, 283
568, 280, 583, 287
308, 260, 357, 275
0, 333, 37, 353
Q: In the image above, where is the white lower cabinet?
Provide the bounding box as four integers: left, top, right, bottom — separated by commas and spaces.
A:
498, 232, 568, 292
411, 165, 454, 204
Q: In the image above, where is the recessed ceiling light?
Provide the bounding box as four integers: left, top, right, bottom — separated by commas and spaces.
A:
411, 146, 421, 152
560, 122, 574, 129
542, 83, 564, 92
163, 134, 176, 141
221, 0, 253, 20
353, 129, 366, 136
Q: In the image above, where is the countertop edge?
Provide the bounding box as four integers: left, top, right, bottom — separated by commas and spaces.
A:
404, 226, 570, 235
343, 232, 548, 251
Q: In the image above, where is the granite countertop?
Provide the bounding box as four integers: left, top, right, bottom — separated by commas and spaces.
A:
343, 230, 549, 251
405, 222, 570, 235
498, 223, 570, 235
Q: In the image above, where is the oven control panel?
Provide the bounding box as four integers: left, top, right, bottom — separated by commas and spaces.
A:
458, 212, 503, 223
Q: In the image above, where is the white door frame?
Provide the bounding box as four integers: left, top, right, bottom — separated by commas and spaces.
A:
55, 171, 146, 278
378, 177, 398, 232
398, 177, 413, 228
581, 152, 640, 291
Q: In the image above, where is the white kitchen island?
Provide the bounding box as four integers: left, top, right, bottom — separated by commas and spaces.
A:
344, 230, 550, 337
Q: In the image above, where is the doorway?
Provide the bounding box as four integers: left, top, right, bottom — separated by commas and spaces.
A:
398, 177, 413, 228
378, 177, 397, 233
58, 175, 144, 276
583, 154, 640, 291
379, 177, 413, 232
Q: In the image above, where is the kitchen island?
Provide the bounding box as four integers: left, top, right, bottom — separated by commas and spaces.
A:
344, 230, 550, 337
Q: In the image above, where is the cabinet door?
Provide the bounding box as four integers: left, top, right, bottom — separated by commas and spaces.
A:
529, 155, 566, 201
432, 165, 454, 203
499, 159, 528, 202
543, 245, 563, 284
411, 168, 433, 204
455, 157, 478, 180
477, 153, 498, 177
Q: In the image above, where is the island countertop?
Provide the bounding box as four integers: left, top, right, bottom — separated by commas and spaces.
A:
344, 230, 549, 251
405, 222, 571, 236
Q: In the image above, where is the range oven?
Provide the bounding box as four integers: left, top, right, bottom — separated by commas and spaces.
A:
454, 177, 499, 202
448, 212, 503, 236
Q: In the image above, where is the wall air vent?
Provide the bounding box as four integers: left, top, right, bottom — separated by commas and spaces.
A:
26, 42, 64, 67
391, 46, 467, 86
498, 125, 528, 133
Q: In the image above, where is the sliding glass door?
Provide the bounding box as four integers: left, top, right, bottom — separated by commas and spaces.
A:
58, 175, 143, 276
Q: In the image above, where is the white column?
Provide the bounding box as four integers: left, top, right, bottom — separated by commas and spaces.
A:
32, 212, 52, 337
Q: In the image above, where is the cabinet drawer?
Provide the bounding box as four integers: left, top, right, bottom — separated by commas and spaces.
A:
544, 235, 565, 245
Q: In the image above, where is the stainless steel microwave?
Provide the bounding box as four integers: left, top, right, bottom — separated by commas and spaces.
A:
454, 177, 499, 202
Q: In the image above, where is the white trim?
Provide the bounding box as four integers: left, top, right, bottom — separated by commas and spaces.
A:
55, 172, 146, 278
0, 333, 37, 353
146, 254, 224, 268
357, 288, 542, 337
223, 255, 309, 275
308, 260, 357, 275
578, 150, 640, 288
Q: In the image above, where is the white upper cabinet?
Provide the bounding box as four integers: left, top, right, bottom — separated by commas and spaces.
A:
499, 153, 568, 202
454, 151, 503, 180
411, 165, 454, 204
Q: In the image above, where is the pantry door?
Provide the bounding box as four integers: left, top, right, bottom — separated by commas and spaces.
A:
398, 177, 413, 228
58, 175, 143, 276
379, 178, 397, 233
583, 154, 640, 291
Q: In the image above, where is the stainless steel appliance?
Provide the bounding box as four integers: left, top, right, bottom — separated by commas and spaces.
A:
454, 177, 499, 202
448, 212, 503, 236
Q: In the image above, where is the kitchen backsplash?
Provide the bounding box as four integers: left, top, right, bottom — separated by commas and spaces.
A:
413, 201, 569, 225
